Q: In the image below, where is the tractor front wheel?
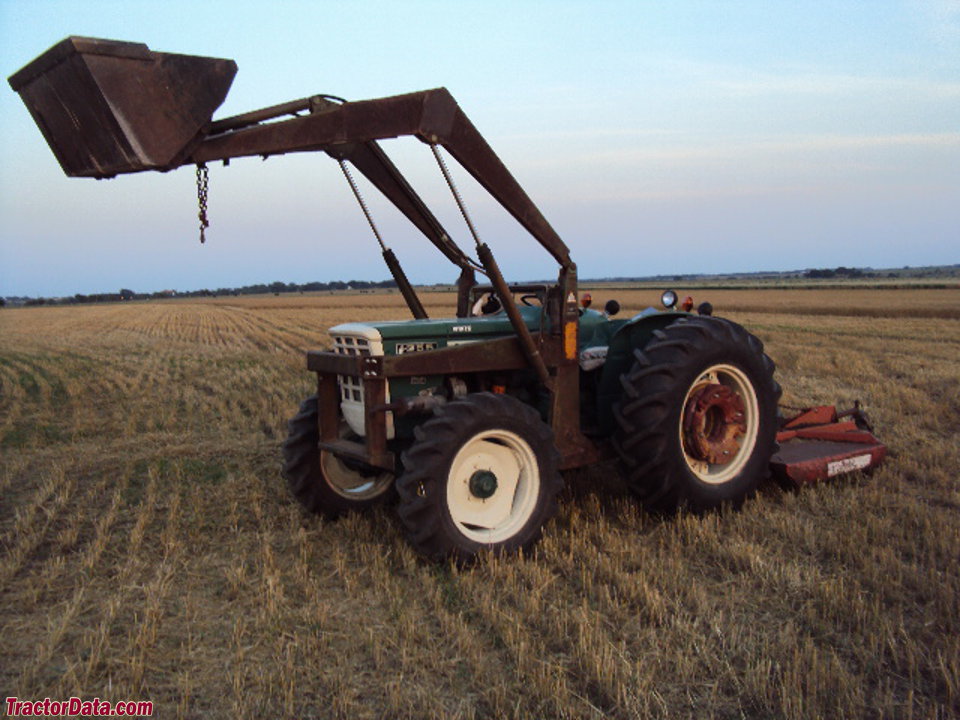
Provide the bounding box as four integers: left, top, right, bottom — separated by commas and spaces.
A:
396, 393, 562, 562
282, 395, 395, 518
614, 317, 780, 513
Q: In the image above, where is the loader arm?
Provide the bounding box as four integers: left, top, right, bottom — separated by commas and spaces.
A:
191, 88, 573, 271
191, 88, 576, 364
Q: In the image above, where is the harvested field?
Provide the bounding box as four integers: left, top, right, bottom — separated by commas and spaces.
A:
1, 288, 958, 719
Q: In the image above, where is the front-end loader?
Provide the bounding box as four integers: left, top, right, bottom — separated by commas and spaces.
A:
9, 37, 887, 561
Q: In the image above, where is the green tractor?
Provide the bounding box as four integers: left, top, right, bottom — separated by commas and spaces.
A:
284, 286, 780, 562
11, 38, 883, 563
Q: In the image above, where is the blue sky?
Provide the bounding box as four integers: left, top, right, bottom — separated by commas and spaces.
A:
1, 0, 957, 296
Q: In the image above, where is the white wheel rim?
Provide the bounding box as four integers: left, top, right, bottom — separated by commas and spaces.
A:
320, 451, 393, 500
445, 429, 540, 544
679, 363, 759, 485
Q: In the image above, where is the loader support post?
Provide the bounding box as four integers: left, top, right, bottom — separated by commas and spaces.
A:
382, 247, 428, 319
455, 267, 477, 318
476, 242, 551, 386
336, 156, 428, 319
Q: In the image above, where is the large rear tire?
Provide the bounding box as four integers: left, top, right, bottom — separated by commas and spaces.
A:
396, 393, 562, 562
282, 395, 394, 518
613, 317, 780, 513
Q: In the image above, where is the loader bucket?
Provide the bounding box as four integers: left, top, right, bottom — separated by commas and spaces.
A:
8, 37, 236, 178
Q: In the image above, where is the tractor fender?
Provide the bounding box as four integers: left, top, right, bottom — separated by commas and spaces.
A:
619, 307, 689, 332
593, 309, 690, 435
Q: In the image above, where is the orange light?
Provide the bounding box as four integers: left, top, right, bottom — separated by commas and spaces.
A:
564, 321, 578, 360
580, 292, 592, 309
491, 384, 506, 394
681, 295, 694, 312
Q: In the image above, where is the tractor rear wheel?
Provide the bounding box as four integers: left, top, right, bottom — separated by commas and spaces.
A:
282, 395, 395, 518
396, 393, 562, 562
613, 316, 780, 513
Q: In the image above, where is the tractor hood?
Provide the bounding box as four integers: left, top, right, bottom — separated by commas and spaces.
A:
330, 306, 542, 355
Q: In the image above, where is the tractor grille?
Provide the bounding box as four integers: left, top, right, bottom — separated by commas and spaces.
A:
329, 327, 392, 438
332, 335, 371, 403
332, 335, 372, 356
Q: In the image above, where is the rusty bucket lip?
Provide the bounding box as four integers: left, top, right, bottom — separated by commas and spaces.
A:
8, 37, 154, 91
8, 36, 234, 92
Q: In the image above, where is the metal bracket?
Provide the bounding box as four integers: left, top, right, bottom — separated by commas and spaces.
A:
362, 355, 383, 378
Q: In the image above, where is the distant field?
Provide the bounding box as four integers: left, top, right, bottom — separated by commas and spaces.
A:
585, 277, 960, 291
207, 285, 960, 319
1, 288, 958, 719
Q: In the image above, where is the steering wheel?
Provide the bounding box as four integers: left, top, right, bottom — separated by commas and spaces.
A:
520, 294, 541, 307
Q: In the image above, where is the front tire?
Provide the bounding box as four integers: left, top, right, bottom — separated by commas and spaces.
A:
282, 395, 394, 518
613, 317, 780, 513
396, 393, 562, 562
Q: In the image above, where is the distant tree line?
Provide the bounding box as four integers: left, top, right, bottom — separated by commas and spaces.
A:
804, 266, 874, 279
207, 279, 399, 297
3, 279, 399, 307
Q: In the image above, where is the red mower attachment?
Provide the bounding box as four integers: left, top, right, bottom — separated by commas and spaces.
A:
770, 403, 886, 487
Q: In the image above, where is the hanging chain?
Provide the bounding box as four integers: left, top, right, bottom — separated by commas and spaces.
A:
338, 159, 387, 252
430, 144, 483, 248
196, 163, 209, 244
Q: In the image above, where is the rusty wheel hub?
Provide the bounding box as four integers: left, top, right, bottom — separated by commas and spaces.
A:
682, 383, 747, 465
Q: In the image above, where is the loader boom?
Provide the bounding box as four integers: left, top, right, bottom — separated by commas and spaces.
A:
194, 88, 574, 271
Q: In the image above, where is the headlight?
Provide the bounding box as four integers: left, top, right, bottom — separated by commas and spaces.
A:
661, 289, 677, 309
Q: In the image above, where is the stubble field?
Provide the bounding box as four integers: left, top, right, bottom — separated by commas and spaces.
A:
1, 287, 958, 719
